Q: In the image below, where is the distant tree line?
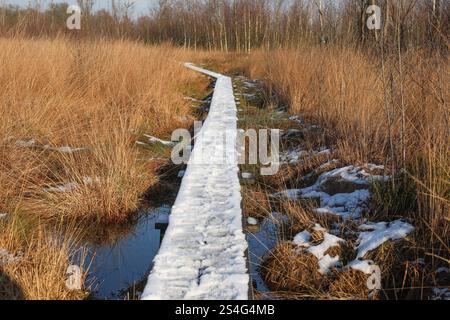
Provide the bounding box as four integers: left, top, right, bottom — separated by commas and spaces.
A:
0, 0, 448, 52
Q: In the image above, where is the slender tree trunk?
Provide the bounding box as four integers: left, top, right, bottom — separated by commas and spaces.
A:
383, 0, 390, 47
359, 0, 367, 44
396, 13, 407, 173
318, 0, 325, 44
380, 28, 396, 187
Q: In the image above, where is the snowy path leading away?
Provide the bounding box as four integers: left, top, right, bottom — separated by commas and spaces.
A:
141, 64, 249, 300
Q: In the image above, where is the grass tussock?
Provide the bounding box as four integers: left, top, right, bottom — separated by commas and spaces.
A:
261, 243, 323, 293
328, 270, 371, 300
0, 213, 87, 300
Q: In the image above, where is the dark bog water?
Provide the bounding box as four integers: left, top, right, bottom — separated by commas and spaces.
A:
84, 206, 170, 300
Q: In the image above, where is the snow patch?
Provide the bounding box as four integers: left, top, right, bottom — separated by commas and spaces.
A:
0, 248, 22, 265
43, 183, 78, 193
275, 165, 388, 219
43, 145, 89, 153
15, 139, 88, 153
280, 148, 307, 164
436, 267, 449, 274
293, 231, 311, 248
356, 220, 414, 259
241, 172, 254, 180
307, 226, 345, 274
43, 177, 100, 193
242, 81, 258, 88
184, 97, 207, 103
144, 134, 176, 147
288, 115, 304, 124
247, 217, 258, 226
317, 255, 341, 274
293, 224, 345, 274
281, 129, 302, 139
15, 139, 37, 148
411, 257, 426, 266
316, 148, 331, 156
280, 147, 331, 165
348, 259, 377, 275
432, 288, 450, 300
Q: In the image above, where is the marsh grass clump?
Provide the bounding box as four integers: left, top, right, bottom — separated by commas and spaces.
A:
261, 243, 324, 293
260, 214, 424, 300
328, 269, 371, 300
0, 213, 88, 300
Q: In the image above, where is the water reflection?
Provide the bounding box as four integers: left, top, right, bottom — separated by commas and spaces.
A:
85, 206, 170, 299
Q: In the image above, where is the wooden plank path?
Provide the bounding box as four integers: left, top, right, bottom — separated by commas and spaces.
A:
141, 64, 249, 300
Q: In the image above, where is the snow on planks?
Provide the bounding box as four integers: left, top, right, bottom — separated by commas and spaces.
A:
141, 64, 249, 300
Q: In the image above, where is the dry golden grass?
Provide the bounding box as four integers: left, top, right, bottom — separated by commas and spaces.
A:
0, 212, 88, 300
245, 47, 449, 263
235, 47, 449, 299
0, 36, 209, 300
0, 37, 201, 223
261, 243, 324, 293
247, 48, 448, 167
242, 185, 273, 219
260, 229, 418, 300
328, 270, 371, 300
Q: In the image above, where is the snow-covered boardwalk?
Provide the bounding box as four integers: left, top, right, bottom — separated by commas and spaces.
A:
141, 64, 249, 300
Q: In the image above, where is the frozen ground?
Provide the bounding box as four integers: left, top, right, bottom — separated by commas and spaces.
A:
287, 164, 414, 278
141, 64, 249, 300
273, 111, 416, 292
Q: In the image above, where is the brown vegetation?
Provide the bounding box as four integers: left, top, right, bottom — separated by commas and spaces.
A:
1, 1, 448, 52
0, 212, 88, 300
0, 37, 198, 223
0, 37, 206, 299
244, 47, 449, 260
0, 0, 448, 301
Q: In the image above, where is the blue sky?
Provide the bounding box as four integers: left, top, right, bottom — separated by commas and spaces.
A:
2, 0, 156, 17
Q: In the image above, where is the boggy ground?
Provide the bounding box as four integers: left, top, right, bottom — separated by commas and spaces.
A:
0, 41, 448, 300
230, 59, 449, 300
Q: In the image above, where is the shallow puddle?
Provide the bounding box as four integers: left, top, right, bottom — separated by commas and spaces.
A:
246, 213, 286, 298
84, 206, 170, 299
